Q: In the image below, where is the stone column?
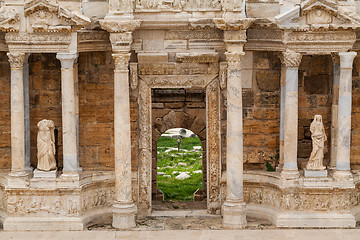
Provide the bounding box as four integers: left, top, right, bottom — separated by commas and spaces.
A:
330, 53, 340, 169
278, 63, 286, 171
56, 53, 80, 175
334, 52, 357, 181
111, 53, 136, 229
222, 51, 247, 228
23, 54, 32, 172
281, 51, 302, 180
7, 52, 27, 177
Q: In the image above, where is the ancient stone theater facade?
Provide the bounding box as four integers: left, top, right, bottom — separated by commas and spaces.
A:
1, 0, 360, 230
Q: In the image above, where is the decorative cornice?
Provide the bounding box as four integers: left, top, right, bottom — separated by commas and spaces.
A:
213, 18, 254, 31
282, 50, 302, 68
7, 52, 25, 69
100, 18, 141, 33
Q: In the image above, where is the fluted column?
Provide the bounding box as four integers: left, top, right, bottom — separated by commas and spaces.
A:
112, 53, 136, 229
330, 53, 340, 169
8, 52, 27, 177
222, 51, 247, 228
334, 52, 357, 182
56, 53, 80, 175
281, 50, 302, 180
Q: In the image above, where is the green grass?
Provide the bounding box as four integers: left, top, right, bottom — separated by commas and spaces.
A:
157, 136, 203, 201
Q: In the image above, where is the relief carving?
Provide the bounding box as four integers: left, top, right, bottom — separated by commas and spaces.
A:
307, 9, 332, 25
130, 63, 138, 90
7, 52, 25, 69
0, 7, 20, 32
282, 50, 302, 68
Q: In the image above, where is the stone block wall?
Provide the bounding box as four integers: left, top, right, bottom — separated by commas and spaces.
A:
29, 54, 63, 168
298, 55, 332, 168
351, 54, 360, 168
78, 52, 115, 170
0, 52, 10, 169
242, 51, 281, 170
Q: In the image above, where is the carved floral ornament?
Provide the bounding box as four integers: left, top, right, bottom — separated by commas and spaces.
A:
225, 51, 244, 67
7, 52, 25, 69
100, 19, 141, 33
112, 53, 131, 70
282, 50, 302, 68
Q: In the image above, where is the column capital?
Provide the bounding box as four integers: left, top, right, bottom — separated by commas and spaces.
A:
112, 53, 131, 71
7, 52, 25, 69
282, 50, 302, 68
339, 52, 357, 69
56, 53, 78, 69
225, 51, 245, 68
331, 52, 340, 65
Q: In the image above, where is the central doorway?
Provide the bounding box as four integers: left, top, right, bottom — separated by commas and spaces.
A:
155, 128, 205, 209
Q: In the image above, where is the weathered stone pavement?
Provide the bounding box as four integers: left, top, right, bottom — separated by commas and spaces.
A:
0, 229, 360, 240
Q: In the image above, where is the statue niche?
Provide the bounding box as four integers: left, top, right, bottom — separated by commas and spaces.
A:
37, 119, 57, 172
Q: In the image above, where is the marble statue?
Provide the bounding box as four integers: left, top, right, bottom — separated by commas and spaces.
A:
37, 119, 56, 171
306, 115, 327, 170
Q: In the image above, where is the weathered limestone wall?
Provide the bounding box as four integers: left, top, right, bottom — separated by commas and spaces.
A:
242, 52, 281, 170
298, 55, 332, 169
78, 52, 115, 170
0, 52, 11, 169
29, 54, 63, 168
351, 54, 360, 169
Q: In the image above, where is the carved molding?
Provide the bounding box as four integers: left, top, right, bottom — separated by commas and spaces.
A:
282, 50, 302, 68
135, 0, 221, 12
130, 63, 138, 90
7, 52, 25, 69
219, 62, 227, 89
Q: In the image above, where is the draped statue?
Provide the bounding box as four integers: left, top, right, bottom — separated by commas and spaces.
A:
37, 119, 56, 171
306, 115, 327, 171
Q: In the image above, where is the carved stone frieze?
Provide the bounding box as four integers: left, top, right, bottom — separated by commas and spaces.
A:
165, 30, 222, 40
0, 7, 20, 32
282, 50, 302, 68
139, 74, 217, 88
7, 52, 25, 69
138, 63, 219, 75
5, 32, 72, 53
130, 63, 138, 90
135, 0, 221, 12
175, 52, 219, 63
189, 18, 216, 30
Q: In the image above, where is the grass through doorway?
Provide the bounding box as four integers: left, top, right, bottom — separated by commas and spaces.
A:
157, 134, 203, 201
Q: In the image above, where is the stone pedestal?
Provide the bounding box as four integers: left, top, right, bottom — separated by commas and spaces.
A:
304, 169, 328, 178
222, 201, 247, 229
113, 203, 137, 229
33, 169, 57, 178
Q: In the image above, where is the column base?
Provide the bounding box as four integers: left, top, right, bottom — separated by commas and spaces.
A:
280, 168, 299, 179
112, 202, 137, 229
333, 170, 354, 189
222, 200, 247, 229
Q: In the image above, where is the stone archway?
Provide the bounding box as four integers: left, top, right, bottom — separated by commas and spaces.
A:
137, 73, 221, 215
